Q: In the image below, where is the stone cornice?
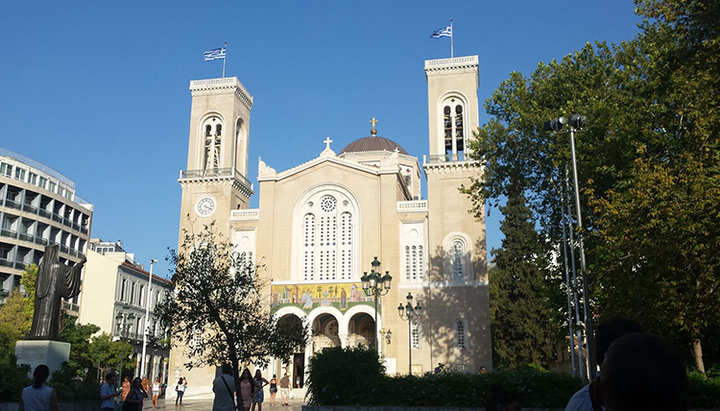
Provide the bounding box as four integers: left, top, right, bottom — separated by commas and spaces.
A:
258, 155, 386, 182
189, 77, 254, 110
424, 55, 478, 74
178, 174, 254, 199
423, 160, 481, 174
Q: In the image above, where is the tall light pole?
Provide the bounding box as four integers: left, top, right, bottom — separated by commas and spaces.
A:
116, 309, 135, 378
360, 257, 392, 351
140, 259, 157, 379
545, 114, 597, 378
397, 292, 421, 375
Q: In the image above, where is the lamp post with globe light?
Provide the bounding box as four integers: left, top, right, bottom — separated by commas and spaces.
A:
115, 309, 136, 378
360, 257, 392, 351
397, 292, 421, 375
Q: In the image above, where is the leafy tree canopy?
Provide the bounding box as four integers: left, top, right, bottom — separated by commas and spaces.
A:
467, 0, 720, 372
156, 223, 309, 407
490, 182, 565, 369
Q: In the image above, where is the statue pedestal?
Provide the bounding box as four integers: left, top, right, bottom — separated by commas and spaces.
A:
15, 340, 70, 378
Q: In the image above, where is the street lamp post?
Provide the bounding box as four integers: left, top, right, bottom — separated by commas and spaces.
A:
360, 257, 392, 351
545, 114, 597, 378
115, 310, 136, 378
140, 259, 157, 379
397, 292, 421, 375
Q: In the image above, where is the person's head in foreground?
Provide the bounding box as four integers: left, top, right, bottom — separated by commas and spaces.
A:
599, 333, 687, 411
487, 388, 522, 411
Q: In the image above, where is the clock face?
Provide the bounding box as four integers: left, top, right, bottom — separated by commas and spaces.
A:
195, 196, 216, 217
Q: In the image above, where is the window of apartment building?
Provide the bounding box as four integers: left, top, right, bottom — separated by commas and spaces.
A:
130, 282, 136, 304
120, 279, 127, 301
48, 181, 56, 193
14, 167, 25, 181
28, 172, 37, 185
1, 163, 13, 177
38, 176, 47, 189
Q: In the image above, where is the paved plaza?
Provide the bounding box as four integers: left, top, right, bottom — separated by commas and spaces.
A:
146, 396, 307, 411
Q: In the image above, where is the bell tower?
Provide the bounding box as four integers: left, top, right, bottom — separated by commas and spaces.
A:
177, 77, 254, 239
423, 56, 491, 370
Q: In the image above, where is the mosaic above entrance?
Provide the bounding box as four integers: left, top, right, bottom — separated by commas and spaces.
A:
271, 282, 377, 312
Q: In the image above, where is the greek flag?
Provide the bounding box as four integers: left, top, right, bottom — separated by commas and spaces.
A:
204, 47, 226, 61
431, 26, 452, 38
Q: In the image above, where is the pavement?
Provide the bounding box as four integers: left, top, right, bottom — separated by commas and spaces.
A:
145, 395, 307, 411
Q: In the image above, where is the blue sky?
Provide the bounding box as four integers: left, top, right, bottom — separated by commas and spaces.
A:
0, 1, 642, 277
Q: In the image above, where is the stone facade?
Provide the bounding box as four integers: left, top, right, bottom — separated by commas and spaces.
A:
170, 56, 490, 397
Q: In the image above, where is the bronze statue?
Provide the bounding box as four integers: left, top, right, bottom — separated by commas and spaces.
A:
28, 244, 85, 340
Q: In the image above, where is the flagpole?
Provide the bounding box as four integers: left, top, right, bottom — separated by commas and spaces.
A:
450, 17, 454, 58
222, 42, 227, 78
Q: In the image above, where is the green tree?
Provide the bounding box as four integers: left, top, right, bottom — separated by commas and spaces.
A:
489, 182, 564, 368
156, 223, 309, 409
467, 0, 720, 372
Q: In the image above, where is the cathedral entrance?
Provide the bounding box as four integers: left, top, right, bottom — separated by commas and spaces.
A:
347, 312, 375, 348
277, 313, 305, 386
311, 313, 340, 353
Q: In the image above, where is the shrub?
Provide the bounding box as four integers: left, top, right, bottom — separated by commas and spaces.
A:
306, 346, 385, 405
48, 362, 100, 401
687, 371, 720, 408
0, 356, 31, 401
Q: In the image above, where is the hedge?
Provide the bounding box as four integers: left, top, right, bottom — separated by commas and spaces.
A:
306, 346, 720, 408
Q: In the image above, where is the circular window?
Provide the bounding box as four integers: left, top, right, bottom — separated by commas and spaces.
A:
320, 195, 337, 212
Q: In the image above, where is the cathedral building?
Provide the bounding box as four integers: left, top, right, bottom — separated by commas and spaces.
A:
169, 55, 490, 395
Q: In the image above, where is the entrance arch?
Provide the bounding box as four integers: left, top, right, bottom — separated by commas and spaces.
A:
277, 313, 306, 389
347, 312, 375, 348
311, 313, 340, 353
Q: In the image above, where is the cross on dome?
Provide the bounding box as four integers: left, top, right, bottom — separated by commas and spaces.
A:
323, 137, 333, 150
370, 117, 379, 136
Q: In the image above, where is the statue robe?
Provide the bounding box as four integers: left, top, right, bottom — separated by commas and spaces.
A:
28, 245, 84, 340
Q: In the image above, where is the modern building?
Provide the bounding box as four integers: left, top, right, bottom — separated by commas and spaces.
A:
0, 148, 93, 312
79, 239, 172, 381
170, 55, 490, 396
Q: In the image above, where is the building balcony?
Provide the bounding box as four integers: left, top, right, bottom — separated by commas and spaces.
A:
230, 209, 259, 221
426, 153, 469, 163
397, 200, 428, 213
179, 167, 253, 195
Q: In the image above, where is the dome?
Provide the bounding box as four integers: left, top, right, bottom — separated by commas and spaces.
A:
338, 136, 408, 155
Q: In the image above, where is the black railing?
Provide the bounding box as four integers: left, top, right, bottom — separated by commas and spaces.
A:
428, 152, 469, 163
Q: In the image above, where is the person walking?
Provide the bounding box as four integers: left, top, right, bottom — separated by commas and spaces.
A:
151, 377, 161, 408
100, 372, 122, 411
251, 369, 269, 411
122, 377, 148, 411
175, 377, 187, 406
238, 368, 256, 411
279, 373, 291, 406
19, 364, 59, 411
121, 376, 131, 401
212, 364, 236, 411
268, 374, 278, 406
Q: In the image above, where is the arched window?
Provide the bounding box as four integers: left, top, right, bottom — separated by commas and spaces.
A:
451, 239, 465, 281
294, 188, 359, 282
201, 116, 223, 169
339, 212, 352, 280
303, 214, 316, 281
412, 323, 421, 349
441, 98, 466, 161
405, 246, 411, 280
456, 319, 465, 349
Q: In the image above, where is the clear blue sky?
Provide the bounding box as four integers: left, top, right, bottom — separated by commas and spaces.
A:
0, 1, 642, 277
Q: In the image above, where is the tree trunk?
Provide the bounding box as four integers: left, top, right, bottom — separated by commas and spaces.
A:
232, 356, 243, 411
692, 337, 706, 375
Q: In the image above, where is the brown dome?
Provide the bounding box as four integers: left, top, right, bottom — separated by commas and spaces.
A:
338, 136, 408, 155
